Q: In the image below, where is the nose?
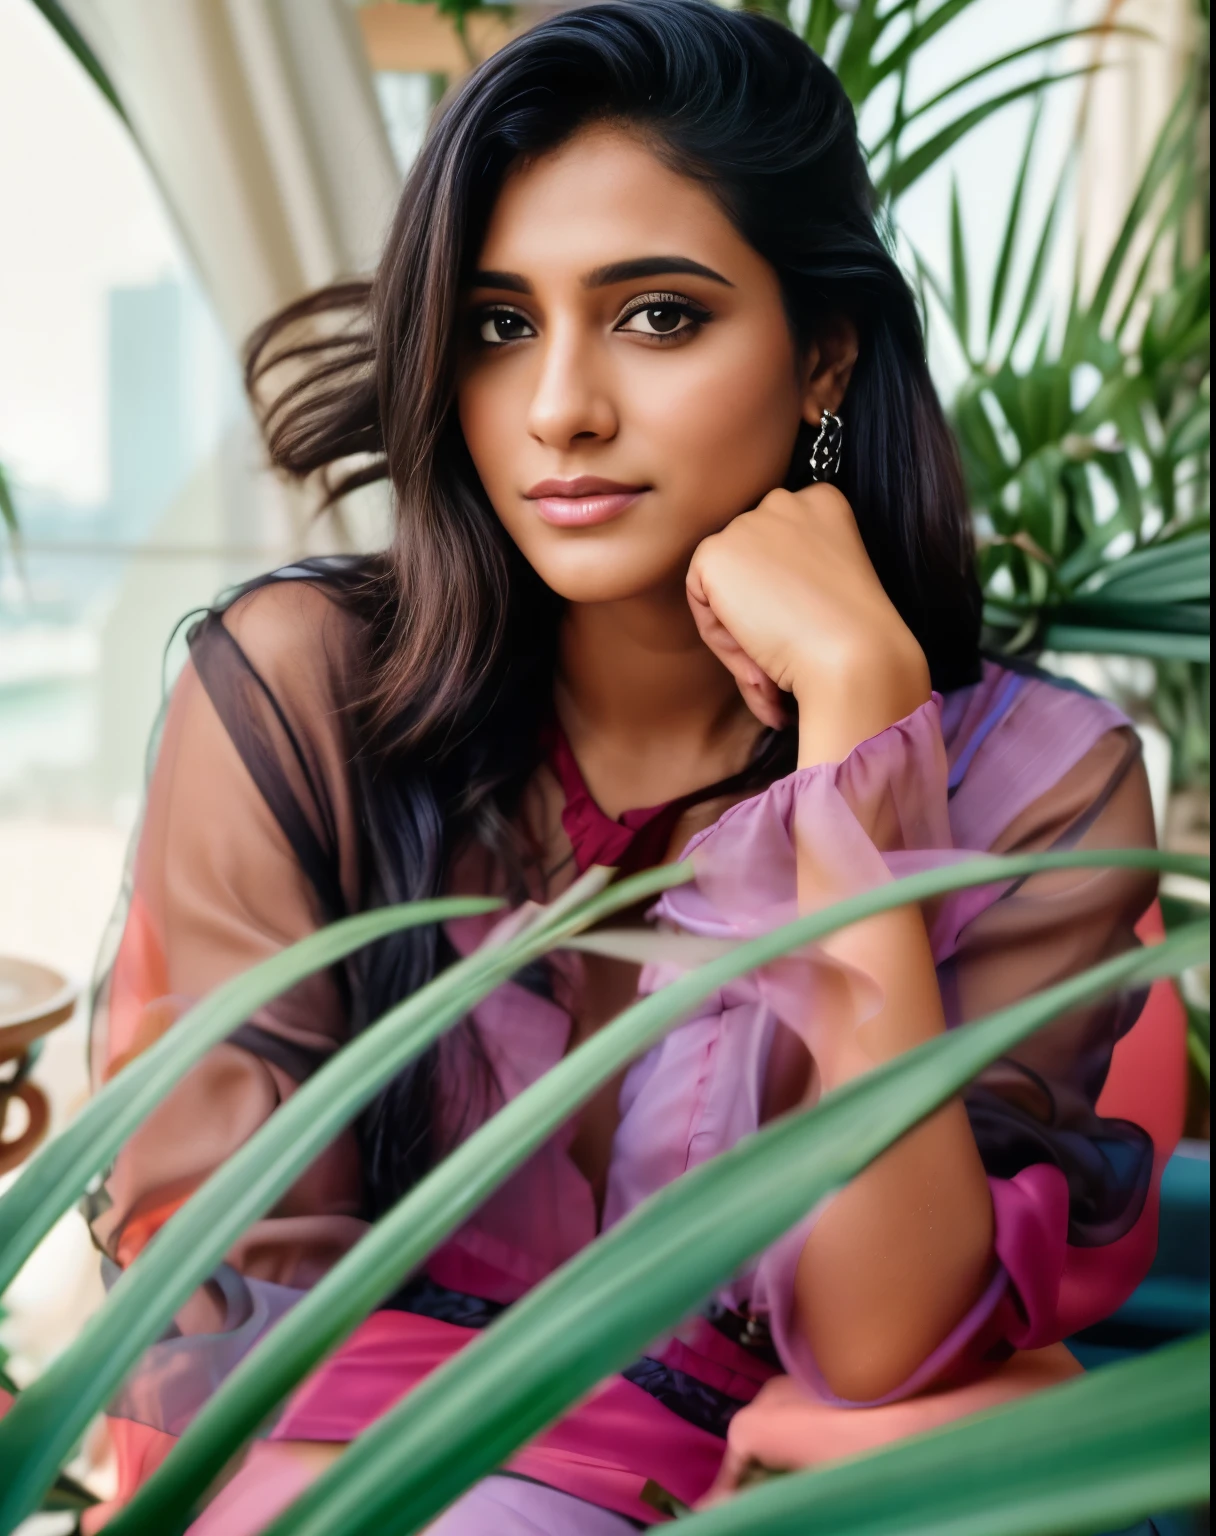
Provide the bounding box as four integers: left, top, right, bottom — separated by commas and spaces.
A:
525, 321, 618, 450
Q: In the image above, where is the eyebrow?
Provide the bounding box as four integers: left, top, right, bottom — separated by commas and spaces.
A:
469, 255, 734, 294
585, 256, 734, 289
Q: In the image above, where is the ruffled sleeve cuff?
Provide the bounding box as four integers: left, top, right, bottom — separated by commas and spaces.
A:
649, 695, 956, 1051
750, 1160, 1156, 1406
656, 696, 951, 924
745, 1171, 1054, 1407
748, 1201, 1011, 1407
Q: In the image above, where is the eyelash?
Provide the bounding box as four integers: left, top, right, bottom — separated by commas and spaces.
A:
473, 291, 712, 347
615, 291, 712, 342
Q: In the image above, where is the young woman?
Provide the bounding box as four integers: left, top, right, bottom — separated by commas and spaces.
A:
90, 4, 1167, 1531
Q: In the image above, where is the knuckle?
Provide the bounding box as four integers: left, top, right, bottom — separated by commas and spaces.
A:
694, 530, 726, 567
758, 487, 798, 516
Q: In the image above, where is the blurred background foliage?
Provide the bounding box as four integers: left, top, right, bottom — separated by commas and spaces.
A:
933, 51, 1209, 784
750, 0, 1211, 798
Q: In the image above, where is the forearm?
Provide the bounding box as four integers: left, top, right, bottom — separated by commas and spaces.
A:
790, 689, 995, 1402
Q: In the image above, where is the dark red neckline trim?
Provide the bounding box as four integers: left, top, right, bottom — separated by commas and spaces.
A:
545, 720, 768, 876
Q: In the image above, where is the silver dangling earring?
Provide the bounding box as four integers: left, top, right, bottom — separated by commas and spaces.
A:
807, 408, 843, 482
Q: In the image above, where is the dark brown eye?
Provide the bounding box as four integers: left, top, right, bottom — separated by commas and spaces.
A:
644, 305, 683, 333
617, 297, 705, 339
478, 309, 533, 344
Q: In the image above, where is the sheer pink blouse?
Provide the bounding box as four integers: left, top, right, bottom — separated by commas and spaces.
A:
88, 572, 1171, 1524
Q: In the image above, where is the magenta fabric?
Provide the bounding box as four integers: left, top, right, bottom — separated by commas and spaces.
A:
991, 1162, 1165, 1349
990, 1166, 1073, 1345
271, 1310, 729, 1523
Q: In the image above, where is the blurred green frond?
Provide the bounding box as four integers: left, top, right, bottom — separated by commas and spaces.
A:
0, 463, 18, 541
27, 1, 127, 125
252, 920, 1207, 1536
1154, 659, 1211, 788
879, 67, 1100, 201
2, 852, 1203, 1534
678, 1335, 1210, 1536
769, 0, 1136, 201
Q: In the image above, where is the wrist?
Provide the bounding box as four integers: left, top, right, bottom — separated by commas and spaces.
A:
793, 640, 930, 767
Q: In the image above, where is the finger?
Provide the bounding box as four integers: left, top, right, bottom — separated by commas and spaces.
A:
697, 1446, 747, 1506
694, 613, 788, 729
685, 555, 709, 612
741, 672, 789, 730
686, 592, 739, 662
687, 583, 789, 729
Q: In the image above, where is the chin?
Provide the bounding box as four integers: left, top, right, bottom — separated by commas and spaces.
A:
527, 544, 688, 605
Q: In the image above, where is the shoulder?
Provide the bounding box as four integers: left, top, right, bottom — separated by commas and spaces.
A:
943, 659, 1149, 855
191, 561, 372, 721
163, 563, 376, 912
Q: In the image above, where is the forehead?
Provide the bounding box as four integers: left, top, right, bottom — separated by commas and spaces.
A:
476, 124, 750, 276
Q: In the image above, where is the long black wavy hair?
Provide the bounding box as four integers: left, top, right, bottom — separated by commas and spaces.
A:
243, 0, 981, 1215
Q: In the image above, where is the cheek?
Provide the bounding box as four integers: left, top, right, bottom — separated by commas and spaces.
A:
629, 325, 803, 518
457, 372, 518, 494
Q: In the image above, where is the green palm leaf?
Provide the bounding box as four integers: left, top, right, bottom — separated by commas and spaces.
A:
879, 69, 1097, 201
28, 1, 128, 125
1039, 599, 1210, 661
1088, 88, 1194, 332
948, 177, 972, 363
987, 92, 1044, 350
0, 463, 17, 541
106, 848, 1206, 1536
831, 0, 887, 102
1001, 149, 1075, 367
1087, 533, 1210, 603
800, 0, 842, 59
1114, 156, 1203, 340
0, 897, 504, 1298
676, 1335, 1210, 1536
866, 0, 984, 92
1037, 630, 1209, 663
871, 27, 1138, 158
3, 853, 1203, 1534
256, 917, 1207, 1536
0, 863, 692, 1533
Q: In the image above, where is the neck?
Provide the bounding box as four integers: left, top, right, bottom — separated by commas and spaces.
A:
556, 584, 760, 813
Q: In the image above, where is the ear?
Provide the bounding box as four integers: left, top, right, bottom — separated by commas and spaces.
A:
800, 317, 860, 426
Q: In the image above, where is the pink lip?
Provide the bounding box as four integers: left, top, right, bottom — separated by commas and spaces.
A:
524, 477, 648, 528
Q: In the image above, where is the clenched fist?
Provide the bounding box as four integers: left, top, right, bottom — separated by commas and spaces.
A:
685, 484, 931, 764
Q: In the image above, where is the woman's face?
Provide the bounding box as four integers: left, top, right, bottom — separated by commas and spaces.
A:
457, 124, 819, 604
